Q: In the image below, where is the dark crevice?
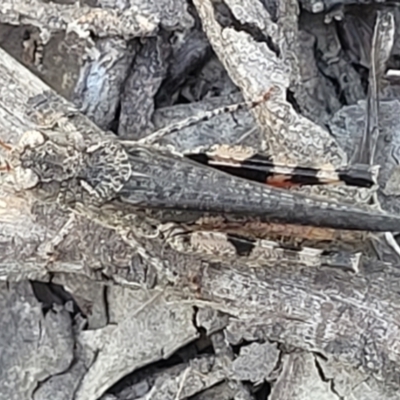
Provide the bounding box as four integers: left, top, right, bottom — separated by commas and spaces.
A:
231, 339, 256, 355
155, 5, 214, 107
108, 309, 214, 395
103, 285, 110, 325
31, 281, 80, 316
317, 64, 350, 106
108, 335, 213, 395
255, 381, 272, 399
286, 89, 302, 114
314, 355, 328, 381
109, 100, 121, 134
351, 64, 369, 92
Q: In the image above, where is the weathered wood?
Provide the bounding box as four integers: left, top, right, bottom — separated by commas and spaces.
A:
270, 352, 337, 400
0, 281, 75, 400
0, 0, 159, 40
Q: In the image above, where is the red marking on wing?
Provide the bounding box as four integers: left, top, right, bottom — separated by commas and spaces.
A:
265, 175, 342, 188
265, 175, 298, 188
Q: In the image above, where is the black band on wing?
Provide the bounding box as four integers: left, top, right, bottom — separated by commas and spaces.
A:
186, 153, 277, 184
185, 152, 376, 188
336, 164, 377, 188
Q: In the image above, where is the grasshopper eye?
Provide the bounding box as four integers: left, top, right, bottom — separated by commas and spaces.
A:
18, 130, 45, 150
11, 166, 39, 190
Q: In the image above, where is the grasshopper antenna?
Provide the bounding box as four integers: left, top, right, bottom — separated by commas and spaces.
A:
121, 88, 274, 146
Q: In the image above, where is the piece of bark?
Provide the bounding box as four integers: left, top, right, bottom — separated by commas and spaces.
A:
97, 0, 195, 32
0, 0, 159, 41
118, 35, 169, 139
0, 282, 74, 400
196, 307, 230, 335
230, 342, 279, 384
73, 37, 137, 131
33, 344, 88, 400
315, 355, 400, 399
270, 352, 338, 400
76, 289, 198, 400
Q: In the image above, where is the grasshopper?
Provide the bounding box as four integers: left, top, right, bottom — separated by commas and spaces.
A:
0, 94, 398, 274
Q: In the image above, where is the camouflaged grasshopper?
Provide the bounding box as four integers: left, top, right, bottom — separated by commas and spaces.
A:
0, 85, 399, 275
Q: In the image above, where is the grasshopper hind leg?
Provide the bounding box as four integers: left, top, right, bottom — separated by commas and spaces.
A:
160, 223, 362, 273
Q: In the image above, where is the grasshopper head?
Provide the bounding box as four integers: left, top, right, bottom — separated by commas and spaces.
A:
1, 130, 85, 191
